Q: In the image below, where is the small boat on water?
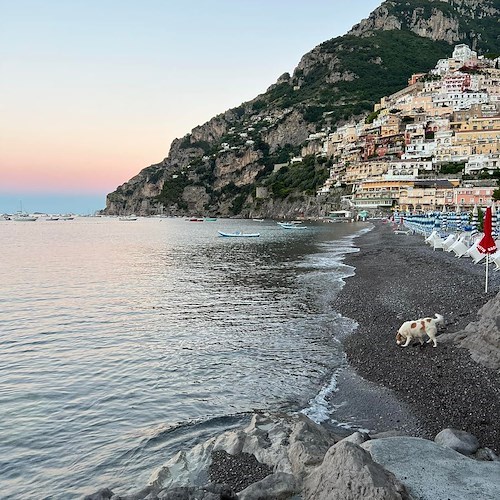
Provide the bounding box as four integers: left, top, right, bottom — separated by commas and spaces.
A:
119, 216, 138, 221
187, 217, 204, 222
218, 231, 260, 238
204, 217, 217, 222
277, 222, 308, 230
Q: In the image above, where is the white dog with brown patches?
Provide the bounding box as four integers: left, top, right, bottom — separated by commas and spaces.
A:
396, 313, 444, 348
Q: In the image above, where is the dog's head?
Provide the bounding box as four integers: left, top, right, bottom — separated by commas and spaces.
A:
396, 332, 405, 345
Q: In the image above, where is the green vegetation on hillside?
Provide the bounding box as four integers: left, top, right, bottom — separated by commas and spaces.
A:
155, 172, 189, 210
385, 0, 500, 54
264, 155, 329, 198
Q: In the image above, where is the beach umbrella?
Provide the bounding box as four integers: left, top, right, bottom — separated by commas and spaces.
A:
441, 206, 448, 232
434, 213, 441, 231
492, 204, 497, 237
477, 206, 497, 293
471, 205, 479, 235
456, 206, 462, 232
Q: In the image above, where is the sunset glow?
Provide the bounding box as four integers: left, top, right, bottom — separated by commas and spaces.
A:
0, 0, 381, 213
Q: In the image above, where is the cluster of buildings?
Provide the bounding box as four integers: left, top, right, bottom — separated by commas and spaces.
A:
311, 44, 500, 213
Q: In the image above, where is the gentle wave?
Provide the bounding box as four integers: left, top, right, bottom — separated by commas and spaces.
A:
0, 218, 369, 498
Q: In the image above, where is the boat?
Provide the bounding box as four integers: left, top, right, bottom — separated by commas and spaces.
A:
119, 216, 138, 221
204, 217, 218, 222
46, 217, 60, 221
277, 222, 308, 230
218, 231, 260, 238
188, 217, 204, 222
252, 218, 264, 222
13, 213, 38, 221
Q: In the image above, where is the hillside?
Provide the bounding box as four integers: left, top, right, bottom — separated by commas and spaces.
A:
102, 0, 500, 217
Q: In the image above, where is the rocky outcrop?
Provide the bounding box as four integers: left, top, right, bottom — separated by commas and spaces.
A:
83, 413, 500, 500
303, 440, 411, 500
349, 0, 500, 46
440, 291, 500, 370
102, 0, 499, 217
363, 436, 500, 500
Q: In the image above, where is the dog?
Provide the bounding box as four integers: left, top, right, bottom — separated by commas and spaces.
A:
396, 313, 444, 348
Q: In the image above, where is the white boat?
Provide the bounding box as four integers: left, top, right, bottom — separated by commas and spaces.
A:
119, 216, 138, 221
277, 222, 307, 230
14, 214, 38, 221
218, 230, 260, 238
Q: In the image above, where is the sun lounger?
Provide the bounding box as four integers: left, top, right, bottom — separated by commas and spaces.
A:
432, 236, 445, 250
425, 230, 438, 245
441, 234, 457, 251
465, 241, 486, 264
449, 236, 470, 257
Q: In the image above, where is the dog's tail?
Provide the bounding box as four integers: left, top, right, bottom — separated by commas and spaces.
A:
434, 313, 444, 325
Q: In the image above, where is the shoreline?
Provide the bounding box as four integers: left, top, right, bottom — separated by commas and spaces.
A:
334, 221, 500, 452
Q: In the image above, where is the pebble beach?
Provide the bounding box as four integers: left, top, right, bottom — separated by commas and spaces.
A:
335, 221, 500, 453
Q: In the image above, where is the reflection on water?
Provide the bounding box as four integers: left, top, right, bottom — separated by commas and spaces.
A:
0, 217, 365, 498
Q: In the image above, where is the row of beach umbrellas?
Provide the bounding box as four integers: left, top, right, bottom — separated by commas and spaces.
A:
393, 205, 498, 292
393, 205, 498, 237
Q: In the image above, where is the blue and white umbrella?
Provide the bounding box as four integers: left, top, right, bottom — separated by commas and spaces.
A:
471, 204, 479, 235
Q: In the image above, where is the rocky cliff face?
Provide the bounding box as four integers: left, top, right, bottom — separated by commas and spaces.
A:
102, 0, 500, 217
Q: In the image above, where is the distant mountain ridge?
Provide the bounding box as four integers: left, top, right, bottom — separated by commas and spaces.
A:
102, 0, 500, 217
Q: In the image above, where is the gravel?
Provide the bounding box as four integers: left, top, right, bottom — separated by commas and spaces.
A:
335, 222, 500, 453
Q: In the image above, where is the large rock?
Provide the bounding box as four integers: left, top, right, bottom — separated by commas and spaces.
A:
435, 428, 480, 456
440, 292, 500, 369
146, 412, 338, 496
362, 436, 500, 500
302, 440, 410, 500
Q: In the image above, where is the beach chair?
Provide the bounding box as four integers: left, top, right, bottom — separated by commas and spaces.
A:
432, 235, 445, 250
491, 251, 500, 271
441, 234, 456, 251
449, 235, 470, 258
465, 240, 486, 264
425, 230, 438, 245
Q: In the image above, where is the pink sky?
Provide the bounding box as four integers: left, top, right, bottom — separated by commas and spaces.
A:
0, 1, 381, 200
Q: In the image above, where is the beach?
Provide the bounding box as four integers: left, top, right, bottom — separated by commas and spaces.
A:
335, 221, 500, 453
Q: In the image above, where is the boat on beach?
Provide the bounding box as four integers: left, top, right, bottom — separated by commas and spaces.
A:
119, 216, 138, 221
13, 213, 38, 221
218, 230, 260, 238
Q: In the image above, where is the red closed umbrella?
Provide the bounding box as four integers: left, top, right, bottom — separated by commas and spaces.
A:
477, 206, 497, 292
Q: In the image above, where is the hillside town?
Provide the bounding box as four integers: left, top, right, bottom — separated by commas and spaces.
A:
310, 44, 500, 213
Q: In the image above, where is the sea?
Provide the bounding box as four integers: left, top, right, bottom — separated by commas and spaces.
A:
0, 216, 371, 499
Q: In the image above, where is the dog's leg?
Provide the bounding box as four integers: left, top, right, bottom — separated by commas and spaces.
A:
402, 337, 411, 347
426, 336, 438, 347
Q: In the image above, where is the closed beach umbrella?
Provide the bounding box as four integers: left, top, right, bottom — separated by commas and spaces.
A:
441, 206, 448, 232
471, 205, 479, 235
456, 206, 462, 232
434, 213, 441, 231
492, 204, 497, 237
477, 206, 497, 293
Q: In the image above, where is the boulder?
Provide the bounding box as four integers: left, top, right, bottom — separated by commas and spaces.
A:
302, 440, 410, 500
362, 436, 500, 500
237, 472, 300, 500
434, 428, 480, 455
440, 292, 500, 369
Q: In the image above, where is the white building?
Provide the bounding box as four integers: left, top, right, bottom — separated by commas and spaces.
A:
464, 154, 500, 176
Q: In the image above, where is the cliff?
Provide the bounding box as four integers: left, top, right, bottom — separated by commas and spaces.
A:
102, 0, 500, 217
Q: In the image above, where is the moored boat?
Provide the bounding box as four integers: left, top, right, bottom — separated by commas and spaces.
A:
218, 230, 260, 238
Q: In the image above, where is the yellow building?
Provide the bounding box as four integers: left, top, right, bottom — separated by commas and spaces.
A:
352, 178, 414, 209
345, 159, 389, 183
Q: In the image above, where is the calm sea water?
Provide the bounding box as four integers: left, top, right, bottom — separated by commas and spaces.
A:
0, 217, 368, 499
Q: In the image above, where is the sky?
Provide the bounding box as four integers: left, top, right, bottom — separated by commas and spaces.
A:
0, 0, 381, 214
